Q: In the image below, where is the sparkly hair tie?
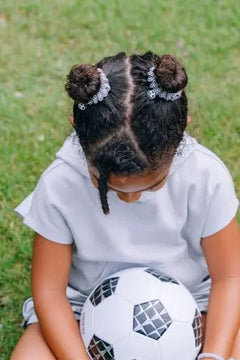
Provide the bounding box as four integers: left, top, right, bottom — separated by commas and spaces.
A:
78, 68, 111, 110
147, 66, 183, 101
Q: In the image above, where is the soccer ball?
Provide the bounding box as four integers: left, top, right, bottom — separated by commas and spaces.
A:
80, 267, 203, 360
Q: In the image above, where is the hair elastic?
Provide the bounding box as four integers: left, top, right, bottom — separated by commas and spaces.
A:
78, 68, 111, 110
147, 66, 183, 101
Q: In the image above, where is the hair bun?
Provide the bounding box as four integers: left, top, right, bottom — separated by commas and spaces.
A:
155, 54, 188, 93
65, 64, 101, 103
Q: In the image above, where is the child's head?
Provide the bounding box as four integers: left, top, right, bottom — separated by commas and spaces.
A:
65, 51, 188, 214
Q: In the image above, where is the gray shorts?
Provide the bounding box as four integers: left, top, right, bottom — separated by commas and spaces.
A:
20, 275, 211, 328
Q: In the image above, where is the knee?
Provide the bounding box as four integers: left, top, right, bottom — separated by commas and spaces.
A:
10, 323, 57, 360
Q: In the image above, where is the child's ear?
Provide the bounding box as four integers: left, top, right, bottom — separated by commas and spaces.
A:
187, 114, 192, 124
69, 116, 75, 127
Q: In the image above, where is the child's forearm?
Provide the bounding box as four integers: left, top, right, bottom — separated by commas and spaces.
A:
201, 278, 240, 359
34, 291, 90, 360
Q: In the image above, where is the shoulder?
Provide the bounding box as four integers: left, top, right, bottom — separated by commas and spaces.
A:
192, 143, 233, 178
26, 158, 93, 215
41, 158, 66, 178
170, 133, 234, 184
169, 138, 238, 211
175, 141, 234, 188
39, 158, 87, 192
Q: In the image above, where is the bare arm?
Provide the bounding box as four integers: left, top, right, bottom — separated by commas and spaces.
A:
31, 233, 90, 360
200, 217, 240, 359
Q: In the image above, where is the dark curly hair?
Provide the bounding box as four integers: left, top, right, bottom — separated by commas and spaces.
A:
65, 51, 188, 215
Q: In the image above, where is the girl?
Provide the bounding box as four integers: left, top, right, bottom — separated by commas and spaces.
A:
11, 51, 240, 360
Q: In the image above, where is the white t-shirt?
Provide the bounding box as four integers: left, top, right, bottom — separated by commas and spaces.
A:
14, 132, 239, 299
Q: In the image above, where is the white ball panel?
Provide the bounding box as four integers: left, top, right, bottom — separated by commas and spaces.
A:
94, 293, 133, 343
114, 330, 161, 360
157, 282, 197, 323
115, 267, 165, 304
80, 298, 95, 348
159, 321, 201, 360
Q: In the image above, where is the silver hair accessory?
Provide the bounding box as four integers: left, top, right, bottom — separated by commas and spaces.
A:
78, 68, 111, 110
147, 65, 183, 101
197, 352, 234, 360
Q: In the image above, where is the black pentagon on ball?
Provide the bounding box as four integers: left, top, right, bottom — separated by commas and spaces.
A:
133, 299, 172, 340
145, 268, 180, 285
88, 334, 114, 360
192, 308, 203, 346
89, 277, 119, 306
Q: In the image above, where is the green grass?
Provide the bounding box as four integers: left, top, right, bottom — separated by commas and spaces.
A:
0, 0, 239, 357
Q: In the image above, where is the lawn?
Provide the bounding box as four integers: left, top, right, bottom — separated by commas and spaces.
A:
0, 0, 239, 358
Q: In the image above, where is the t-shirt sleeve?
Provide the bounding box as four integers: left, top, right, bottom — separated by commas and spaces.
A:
14, 176, 73, 245
201, 165, 239, 238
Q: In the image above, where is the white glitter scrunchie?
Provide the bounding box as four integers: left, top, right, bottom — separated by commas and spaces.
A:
146, 65, 183, 101
77, 68, 111, 111
197, 352, 234, 360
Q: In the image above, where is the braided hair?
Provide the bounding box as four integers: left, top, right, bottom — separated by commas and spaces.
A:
65, 51, 188, 214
